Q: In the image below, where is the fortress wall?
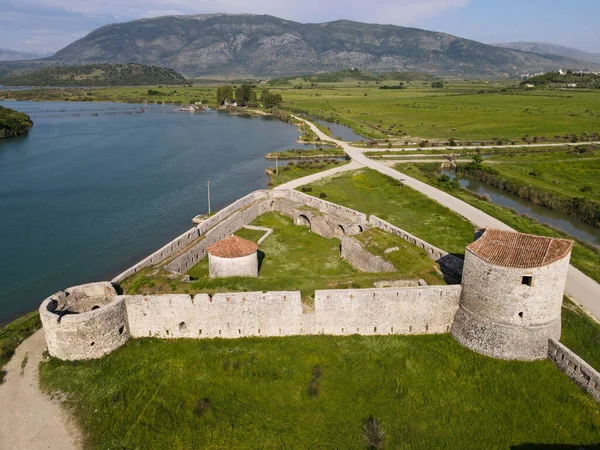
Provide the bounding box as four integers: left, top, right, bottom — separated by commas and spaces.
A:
271, 189, 369, 226
125, 292, 304, 339
368, 216, 464, 279
341, 236, 396, 273
40, 294, 129, 361
165, 200, 271, 273
196, 191, 267, 235
112, 226, 201, 284
313, 286, 462, 336
548, 339, 600, 403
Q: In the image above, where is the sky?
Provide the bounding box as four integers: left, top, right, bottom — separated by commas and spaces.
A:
1, 0, 599, 55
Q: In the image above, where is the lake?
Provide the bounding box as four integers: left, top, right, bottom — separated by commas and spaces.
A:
0, 101, 308, 323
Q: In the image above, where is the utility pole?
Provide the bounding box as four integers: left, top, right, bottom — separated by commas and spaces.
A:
275, 155, 279, 178
207, 181, 211, 214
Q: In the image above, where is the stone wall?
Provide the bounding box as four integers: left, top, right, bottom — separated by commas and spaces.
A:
452, 250, 569, 361
41, 282, 462, 360
209, 253, 259, 279
368, 216, 464, 282
313, 286, 461, 336
548, 339, 600, 403
341, 236, 396, 273
40, 283, 130, 361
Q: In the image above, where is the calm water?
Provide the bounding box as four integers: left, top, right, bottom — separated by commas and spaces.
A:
314, 119, 365, 141
0, 101, 307, 323
442, 170, 600, 245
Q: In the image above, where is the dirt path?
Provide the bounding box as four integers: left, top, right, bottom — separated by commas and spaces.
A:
0, 330, 81, 450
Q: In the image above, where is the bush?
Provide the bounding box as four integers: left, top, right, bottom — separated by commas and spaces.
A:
301, 187, 313, 193
362, 416, 385, 449
0, 369, 6, 385
319, 192, 327, 199
193, 398, 211, 417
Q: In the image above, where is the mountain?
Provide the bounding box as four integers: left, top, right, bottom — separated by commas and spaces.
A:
495, 42, 600, 65
0, 48, 53, 61
43, 14, 599, 77
0, 63, 186, 86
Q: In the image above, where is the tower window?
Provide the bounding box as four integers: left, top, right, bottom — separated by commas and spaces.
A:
522, 276, 533, 286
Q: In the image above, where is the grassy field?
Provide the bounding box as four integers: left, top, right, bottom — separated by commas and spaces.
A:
301, 168, 476, 255
0, 311, 41, 373
396, 163, 600, 284
483, 148, 600, 202
39, 332, 600, 450
274, 83, 600, 142
6, 80, 600, 143
122, 212, 446, 303
267, 159, 349, 187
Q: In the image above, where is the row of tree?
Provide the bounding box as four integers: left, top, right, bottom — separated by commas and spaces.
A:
216, 85, 282, 109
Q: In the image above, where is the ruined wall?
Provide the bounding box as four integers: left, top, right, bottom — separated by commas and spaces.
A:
313, 286, 461, 336
41, 282, 463, 360
165, 200, 271, 273
209, 253, 259, 279
368, 216, 464, 282
341, 237, 396, 273
451, 251, 570, 361
40, 283, 129, 361
548, 339, 600, 403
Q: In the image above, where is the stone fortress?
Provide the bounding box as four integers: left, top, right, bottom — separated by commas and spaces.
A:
39, 188, 600, 403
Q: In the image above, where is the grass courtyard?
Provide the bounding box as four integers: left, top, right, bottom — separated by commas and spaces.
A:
122, 212, 446, 302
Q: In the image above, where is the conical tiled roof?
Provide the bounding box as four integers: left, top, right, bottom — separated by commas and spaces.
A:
207, 235, 258, 258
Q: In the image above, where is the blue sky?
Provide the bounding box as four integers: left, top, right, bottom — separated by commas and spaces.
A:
1, 0, 599, 54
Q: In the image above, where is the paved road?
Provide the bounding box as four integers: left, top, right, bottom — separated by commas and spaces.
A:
0, 330, 81, 450
292, 115, 600, 320
275, 160, 363, 190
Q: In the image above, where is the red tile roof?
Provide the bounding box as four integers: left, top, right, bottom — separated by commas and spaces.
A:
467, 228, 573, 269
208, 235, 258, 258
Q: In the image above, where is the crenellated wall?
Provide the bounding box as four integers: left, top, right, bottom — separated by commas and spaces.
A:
41, 283, 462, 360
548, 339, 600, 404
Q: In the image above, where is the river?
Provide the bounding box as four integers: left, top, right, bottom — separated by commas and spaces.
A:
442, 170, 600, 245
0, 101, 310, 323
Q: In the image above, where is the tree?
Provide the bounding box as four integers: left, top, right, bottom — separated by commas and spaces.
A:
216, 85, 234, 105
260, 89, 283, 109
234, 84, 255, 107
431, 81, 444, 89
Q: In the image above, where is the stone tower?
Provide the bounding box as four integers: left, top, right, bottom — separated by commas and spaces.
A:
451, 228, 573, 360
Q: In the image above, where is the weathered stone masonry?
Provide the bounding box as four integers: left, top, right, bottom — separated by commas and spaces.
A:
39, 189, 600, 404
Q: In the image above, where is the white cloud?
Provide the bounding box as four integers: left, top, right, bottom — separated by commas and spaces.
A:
6, 0, 471, 24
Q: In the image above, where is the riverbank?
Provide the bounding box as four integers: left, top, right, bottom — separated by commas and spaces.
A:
0, 105, 32, 138
396, 163, 600, 284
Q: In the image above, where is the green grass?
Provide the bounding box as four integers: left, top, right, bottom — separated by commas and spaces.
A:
484, 148, 600, 202
39, 333, 600, 449
268, 159, 349, 188
121, 212, 446, 302
562, 299, 600, 372
7, 81, 600, 143
397, 163, 600, 284
276, 83, 600, 142
0, 311, 41, 370
265, 148, 344, 160
301, 169, 476, 255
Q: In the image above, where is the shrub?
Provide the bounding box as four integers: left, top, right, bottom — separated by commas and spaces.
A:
301, 187, 313, 193
319, 192, 327, 199
193, 398, 211, 417
580, 186, 593, 193
362, 416, 385, 449
0, 369, 6, 385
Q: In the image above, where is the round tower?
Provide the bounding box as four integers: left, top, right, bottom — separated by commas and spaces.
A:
207, 235, 259, 279
451, 228, 573, 360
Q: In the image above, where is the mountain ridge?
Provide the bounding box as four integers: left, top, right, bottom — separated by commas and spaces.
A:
8, 14, 600, 77
495, 42, 600, 65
